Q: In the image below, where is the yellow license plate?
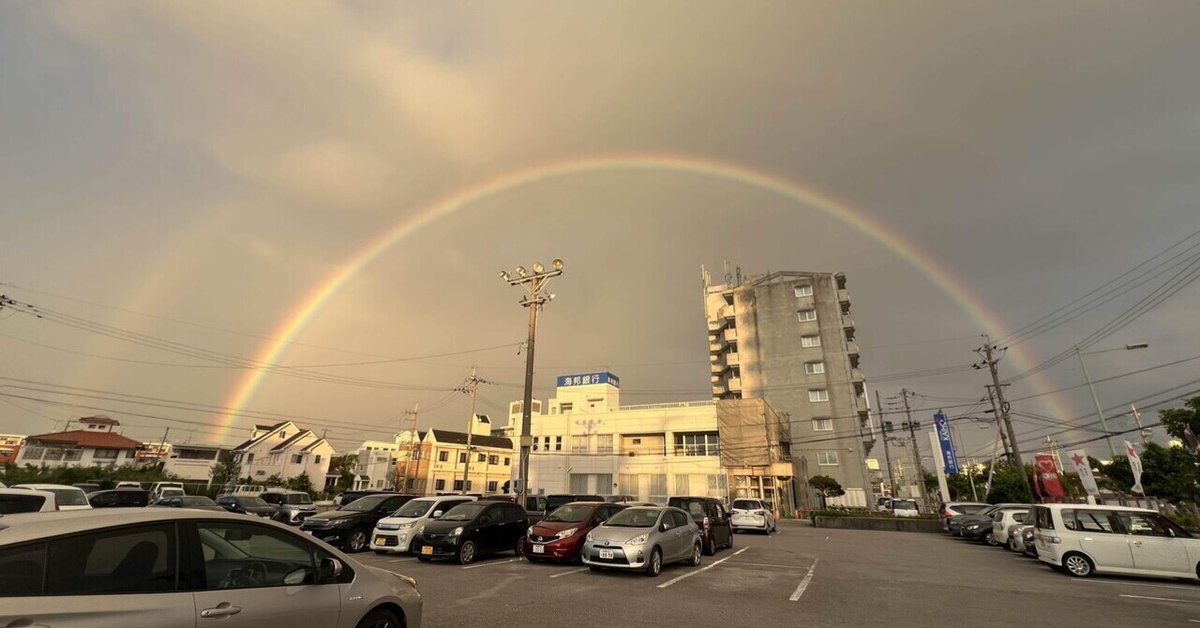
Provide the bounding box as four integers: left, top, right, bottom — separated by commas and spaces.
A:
421, 545, 433, 555
375, 536, 387, 545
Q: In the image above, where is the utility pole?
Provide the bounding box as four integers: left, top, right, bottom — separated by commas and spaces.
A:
459, 367, 484, 493
876, 390, 897, 497
400, 403, 419, 493
156, 428, 170, 471
900, 389, 929, 507
501, 259, 564, 509
1131, 404, 1152, 446
975, 338, 1033, 500
984, 384, 1011, 459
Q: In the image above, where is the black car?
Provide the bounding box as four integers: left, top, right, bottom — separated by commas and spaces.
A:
151, 495, 225, 511
668, 496, 733, 555
524, 495, 549, 523
86, 488, 150, 508
545, 494, 603, 514
334, 489, 392, 507
412, 500, 528, 564
301, 493, 416, 552
215, 494, 277, 518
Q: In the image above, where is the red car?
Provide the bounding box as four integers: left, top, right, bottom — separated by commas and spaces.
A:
524, 501, 626, 563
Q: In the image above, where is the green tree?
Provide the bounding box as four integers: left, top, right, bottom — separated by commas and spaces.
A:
808, 475, 844, 509
263, 473, 287, 488
1159, 397, 1200, 443
1141, 443, 1200, 503
285, 472, 315, 494
209, 451, 239, 487
985, 462, 1033, 503
329, 454, 358, 491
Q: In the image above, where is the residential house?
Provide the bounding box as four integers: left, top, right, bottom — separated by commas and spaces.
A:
231, 421, 334, 485
392, 416, 515, 496
0, 434, 24, 466
352, 440, 400, 490
18, 416, 142, 469
164, 444, 229, 482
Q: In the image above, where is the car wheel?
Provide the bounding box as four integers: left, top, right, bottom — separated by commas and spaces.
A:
346, 529, 368, 553
727, 531, 734, 549
514, 537, 524, 557
457, 540, 477, 565
1063, 553, 1094, 577
702, 535, 715, 556
645, 547, 663, 577
690, 542, 702, 567
983, 531, 996, 546
355, 607, 402, 628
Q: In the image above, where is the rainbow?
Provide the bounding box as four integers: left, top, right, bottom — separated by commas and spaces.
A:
210, 153, 1066, 442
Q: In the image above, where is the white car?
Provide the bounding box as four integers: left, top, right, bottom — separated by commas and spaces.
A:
1034, 504, 1200, 581
370, 495, 477, 554
11, 484, 91, 511
0, 489, 58, 513
0, 508, 423, 627
889, 499, 920, 518
729, 498, 776, 534
991, 508, 1030, 548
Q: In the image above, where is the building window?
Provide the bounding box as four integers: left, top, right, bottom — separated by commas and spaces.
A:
817, 451, 839, 466
315, 455, 322, 464
801, 335, 821, 348
246, 453, 254, 464
488, 455, 499, 465
477, 453, 486, 463
798, 309, 817, 322
435, 479, 446, 491
269, 453, 281, 465
809, 389, 829, 402
673, 432, 720, 456
291, 454, 303, 464
570, 473, 588, 493
503, 457, 511, 466
794, 285, 813, 297
596, 434, 614, 454
542, 436, 551, 451
805, 361, 825, 375
22, 447, 45, 460
93, 449, 119, 460
560, 402, 573, 413
453, 480, 464, 491
812, 417, 834, 432
458, 452, 467, 464
438, 451, 449, 462
553, 436, 561, 451
487, 480, 498, 492
571, 435, 588, 453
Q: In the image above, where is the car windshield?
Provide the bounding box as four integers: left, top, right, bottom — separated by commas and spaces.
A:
47, 488, 88, 506
182, 496, 216, 506
285, 493, 311, 505
545, 503, 593, 523
440, 502, 488, 522
732, 500, 760, 510
893, 500, 917, 510
957, 505, 990, 515
237, 497, 269, 507
344, 494, 389, 511
605, 508, 661, 527
394, 499, 435, 518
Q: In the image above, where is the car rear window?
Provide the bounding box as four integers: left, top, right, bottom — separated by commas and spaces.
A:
732, 499, 760, 510
957, 504, 989, 515
48, 489, 88, 507
0, 493, 48, 514
1034, 506, 1053, 530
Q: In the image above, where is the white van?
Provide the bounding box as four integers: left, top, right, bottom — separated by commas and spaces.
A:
1034, 504, 1200, 580
369, 495, 478, 554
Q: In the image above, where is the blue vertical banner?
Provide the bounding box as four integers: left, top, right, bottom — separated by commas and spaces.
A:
933, 411, 960, 474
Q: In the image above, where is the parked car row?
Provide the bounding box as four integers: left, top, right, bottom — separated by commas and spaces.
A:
945, 501, 1200, 583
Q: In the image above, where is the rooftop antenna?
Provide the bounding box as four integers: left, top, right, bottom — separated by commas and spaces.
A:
700, 264, 711, 289
723, 260, 732, 285
735, 265, 742, 286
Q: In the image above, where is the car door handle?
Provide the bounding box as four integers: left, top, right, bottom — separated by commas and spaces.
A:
1132, 540, 1143, 547
200, 604, 243, 618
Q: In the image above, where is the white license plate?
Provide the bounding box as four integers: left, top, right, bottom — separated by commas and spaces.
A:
599, 549, 614, 559
532, 544, 545, 554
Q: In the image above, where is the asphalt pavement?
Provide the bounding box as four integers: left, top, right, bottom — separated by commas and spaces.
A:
354, 521, 1200, 627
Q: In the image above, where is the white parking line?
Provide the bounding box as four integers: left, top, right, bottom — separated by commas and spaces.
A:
550, 567, 589, 579
724, 561, 808, 570
788, 558, 819, 602
1121, 594, 1198, 604
1073, 579, 1200, 593
390, 557, 416, 563
656, 547, 748, 589
462, 558, 519, 570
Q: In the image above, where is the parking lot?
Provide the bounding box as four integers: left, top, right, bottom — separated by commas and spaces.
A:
355, 521, 1200, 628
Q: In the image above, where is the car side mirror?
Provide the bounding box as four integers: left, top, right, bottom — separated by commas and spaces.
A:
432, 510, 443, 518
317, 557, 342, 583
660, 522, 670, 532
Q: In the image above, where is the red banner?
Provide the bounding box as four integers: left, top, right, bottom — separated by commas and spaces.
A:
1034, 454, 1065, 502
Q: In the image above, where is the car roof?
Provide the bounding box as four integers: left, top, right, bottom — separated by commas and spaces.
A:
13, 484, 84, 490
0, 508, 254, 542
1037, 503, 1156, 513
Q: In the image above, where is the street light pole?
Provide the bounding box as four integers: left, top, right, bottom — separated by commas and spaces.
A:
1076, 343, 1148, 460
501, 259, 563, 510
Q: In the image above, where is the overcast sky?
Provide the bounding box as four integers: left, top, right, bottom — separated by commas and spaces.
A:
2, 2, 1197, 463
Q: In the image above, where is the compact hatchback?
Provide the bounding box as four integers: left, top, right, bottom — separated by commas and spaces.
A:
302, 494, 415, 553
1034, 504, 1200, 581
525, 501, 626, 563
667, 496, 733, 555
85, 489, 150, 508
730, 498, 776, 534
11, 484, 91, 511
411, 500, 528, 564
0, 489, 58, 514
581, 506, 702, 577
371, 495, 477, 554
0, 508, 423, 628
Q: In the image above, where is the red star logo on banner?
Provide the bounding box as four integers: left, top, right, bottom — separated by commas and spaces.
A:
1071, 453, 1085, 466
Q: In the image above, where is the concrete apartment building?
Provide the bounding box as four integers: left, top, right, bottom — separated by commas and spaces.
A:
0, 434, 24, 466
703, 269, 874, 510
351, 440, 401, 490
163, 444, 228, 482
391, 419, 515, 496
502, 373, 795, 513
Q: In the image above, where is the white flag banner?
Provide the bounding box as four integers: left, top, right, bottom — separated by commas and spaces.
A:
1124, 440, 1144, 495
1067, 449, 1099, 497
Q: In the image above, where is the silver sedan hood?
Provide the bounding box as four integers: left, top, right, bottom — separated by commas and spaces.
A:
588, 524, 653, 545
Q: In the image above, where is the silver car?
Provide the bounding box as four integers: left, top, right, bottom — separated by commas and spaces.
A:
581, 506, 702, 577
0, 508, 421, 628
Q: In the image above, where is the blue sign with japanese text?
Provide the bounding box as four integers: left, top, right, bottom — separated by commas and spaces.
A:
556, 372, 619, 388
933, 411, 960, 474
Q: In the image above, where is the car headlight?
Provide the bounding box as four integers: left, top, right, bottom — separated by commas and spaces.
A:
396, 522, 415, 530
528, 526, 534, 536
334, 518, 354, 527
450, 526, 464, 536
627, 533, 648, 546
585, 532, 594, 543
556, 528, 577, 539
393, 573, 418, 590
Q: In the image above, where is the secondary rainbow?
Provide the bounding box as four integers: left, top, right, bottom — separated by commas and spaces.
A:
209, 153, 1065, 442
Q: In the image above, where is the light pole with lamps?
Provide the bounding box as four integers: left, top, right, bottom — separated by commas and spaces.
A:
1076, 343, 1148, 459
501, 259, 563, 510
